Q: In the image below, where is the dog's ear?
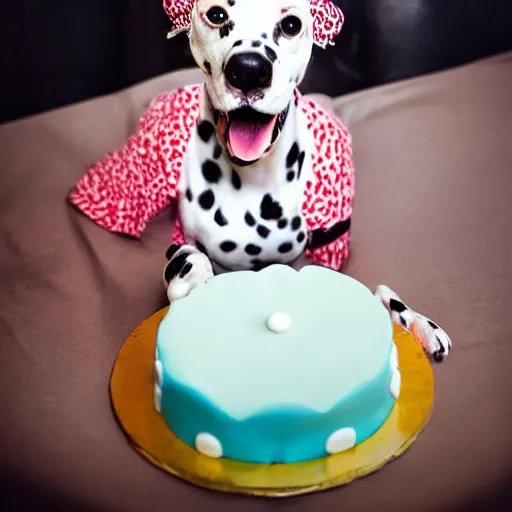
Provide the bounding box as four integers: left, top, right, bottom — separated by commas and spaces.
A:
310, 0, 344, 49
163, 0, 195, 39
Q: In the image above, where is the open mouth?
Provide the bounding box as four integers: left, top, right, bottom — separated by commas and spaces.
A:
215, 106, 289, 165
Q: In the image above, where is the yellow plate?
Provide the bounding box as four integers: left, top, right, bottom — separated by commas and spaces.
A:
110, 307, 434, 497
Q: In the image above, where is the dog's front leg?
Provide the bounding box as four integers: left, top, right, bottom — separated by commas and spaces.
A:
162, 244, 214, 302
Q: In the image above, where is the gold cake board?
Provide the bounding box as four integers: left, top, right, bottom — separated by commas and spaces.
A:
110, 306, 434, 498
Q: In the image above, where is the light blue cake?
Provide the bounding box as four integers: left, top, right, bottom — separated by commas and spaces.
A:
154, 265, 400, 464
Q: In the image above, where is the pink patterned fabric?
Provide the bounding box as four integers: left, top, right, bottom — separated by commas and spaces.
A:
163, 0, 194, 38
69, 85, 354, 271
309, 0, 344, 48
163, 0, 344, 48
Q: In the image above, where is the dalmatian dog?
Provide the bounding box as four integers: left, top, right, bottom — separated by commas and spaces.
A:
162, 0, 326, 297
160, 0, 451, 361
68, 0, 451, 361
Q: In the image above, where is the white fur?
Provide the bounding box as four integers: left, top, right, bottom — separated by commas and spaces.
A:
178, 87, 314, 271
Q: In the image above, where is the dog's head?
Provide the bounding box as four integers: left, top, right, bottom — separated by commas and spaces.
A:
164, 0, 344, 165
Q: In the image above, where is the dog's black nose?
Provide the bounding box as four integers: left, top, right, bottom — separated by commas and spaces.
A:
224, 52, 272, 94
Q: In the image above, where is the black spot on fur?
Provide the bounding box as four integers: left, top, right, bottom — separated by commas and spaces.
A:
278, 242, 293, 254
198, 189, 215, 210
213, 144, 222, 159
197, 120, 215, 143
277, 218, 288, 229
245, 244, 262, 256
202, 160, 222, 183
428, 319, 439, 330
286, 171, 295, 182
252, 40, 262, 47
164, 250, 191, 283
260, 194, 283, 220
203, 61, 212, 74
389, 298, 407, 314
272, 25, 280, 45
196, 241, 208, 256
245, 211, 256, 226
220, 20, 235, 38
214, 208, 228, 227
220, 241, 237, 252
228, 0, 235, 5
286, 142, 299, 168
185, 188, 193, 201
271, 122, 280, 144
233, 39, 243, 47
179, 262, 193, 278
257, 225, 270, 238
291, 216, 301, 231
231, 169, 242, 190
297, 151, 306, 178
264, 45, 277, 63
297, 231, 306, 243
261, 33, 268, 39
165, 244, 180, 261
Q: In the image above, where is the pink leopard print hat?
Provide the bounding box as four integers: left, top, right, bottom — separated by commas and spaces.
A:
163, 0, 344, 49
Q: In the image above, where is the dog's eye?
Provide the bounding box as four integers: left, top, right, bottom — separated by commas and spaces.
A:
280, 15, 302, 37
206, 6, 229, 26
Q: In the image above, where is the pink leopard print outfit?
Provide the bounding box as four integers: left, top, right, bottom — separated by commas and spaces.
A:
69, 85, 354, 271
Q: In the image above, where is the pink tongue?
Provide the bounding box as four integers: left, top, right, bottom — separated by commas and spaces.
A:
228, 117, 276, 162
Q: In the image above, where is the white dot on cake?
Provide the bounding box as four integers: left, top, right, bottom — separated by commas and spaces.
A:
154, 360, 163, 388
389, 368, 401, 399
390, 343, 399, 371
266, 311, 292, 333
325, 427, 356, 454
195, 433, 223, 458
154, 384, 162, 413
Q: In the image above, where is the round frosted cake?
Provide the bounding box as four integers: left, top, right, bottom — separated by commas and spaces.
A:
154, 265, 400, 464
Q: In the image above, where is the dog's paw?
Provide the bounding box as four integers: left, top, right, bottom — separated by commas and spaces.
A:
409, 315, 452, 363
375, 285, 452, 362
163, 244, 214, 302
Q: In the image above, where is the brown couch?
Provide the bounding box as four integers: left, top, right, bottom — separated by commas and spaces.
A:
1, 52, 511, 511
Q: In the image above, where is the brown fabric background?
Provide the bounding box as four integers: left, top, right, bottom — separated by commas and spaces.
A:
1, 53, 511, 511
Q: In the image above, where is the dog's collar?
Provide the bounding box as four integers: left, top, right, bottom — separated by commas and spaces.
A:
307, 218, 351, 250
163, 0, 344, 49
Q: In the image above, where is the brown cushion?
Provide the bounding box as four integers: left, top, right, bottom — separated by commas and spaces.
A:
1, 53, 511, 511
